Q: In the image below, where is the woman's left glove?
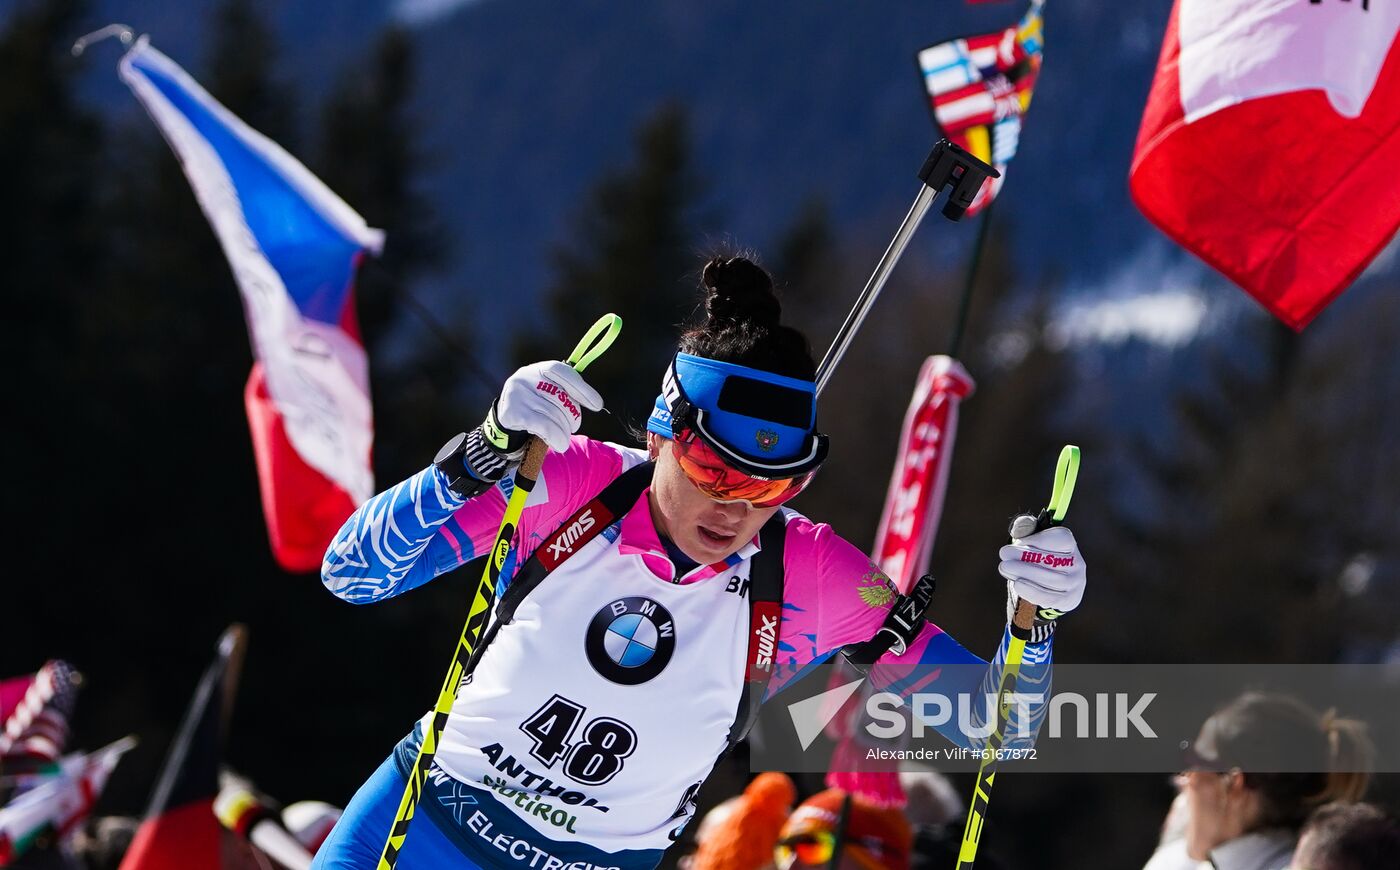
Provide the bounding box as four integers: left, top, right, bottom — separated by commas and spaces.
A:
998, 519, 1086, 639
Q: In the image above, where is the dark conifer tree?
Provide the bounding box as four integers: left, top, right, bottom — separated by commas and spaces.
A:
521, 103, 710, 443
206, 0, 296, 147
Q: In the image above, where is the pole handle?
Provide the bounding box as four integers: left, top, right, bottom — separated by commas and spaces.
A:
516, 313, 621, 485
567, 313, 622, 372
518, 438, 550, 483
1009, 445, 1082, 615
1009, 445, 1079, 537
1047, 445, 1080, 523
1012, 597, 1037, 631
816, 139, 998, 396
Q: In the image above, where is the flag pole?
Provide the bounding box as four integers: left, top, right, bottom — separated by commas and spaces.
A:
946, 201, 995, 361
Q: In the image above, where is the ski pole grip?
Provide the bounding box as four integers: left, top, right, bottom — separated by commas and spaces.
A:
567, 313, 623, 373
1012, 598, 1038, 632
1008, 446, 1082, 632
520, 314, 624, 483
519, 438, 550, 482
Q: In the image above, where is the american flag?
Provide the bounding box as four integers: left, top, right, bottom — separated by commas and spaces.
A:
916, 0, 1044, 216
0, 661, 82, 766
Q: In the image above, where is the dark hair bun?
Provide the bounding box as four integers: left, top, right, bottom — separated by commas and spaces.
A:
702, 256, 781, 329
680, 252, 816, 381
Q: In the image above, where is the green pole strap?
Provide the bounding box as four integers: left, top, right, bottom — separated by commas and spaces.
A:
1048, 444, 1080, 523
567, 313, 623, 372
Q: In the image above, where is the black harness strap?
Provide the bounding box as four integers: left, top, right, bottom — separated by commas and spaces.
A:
496, 460, 657, 622
465, 461, 657, 672
839, 573, 937, 674
726, 512, 786, 752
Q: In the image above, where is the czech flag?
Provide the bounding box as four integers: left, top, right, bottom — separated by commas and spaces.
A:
119, 38, 381, 570
1131, 0, 1400, 329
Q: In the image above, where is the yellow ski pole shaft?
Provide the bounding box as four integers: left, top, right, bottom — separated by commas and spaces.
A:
378, 314, 622, 870
954, 445, 1079, 870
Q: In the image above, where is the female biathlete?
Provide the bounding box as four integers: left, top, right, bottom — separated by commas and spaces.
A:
314, 256, 1088, 869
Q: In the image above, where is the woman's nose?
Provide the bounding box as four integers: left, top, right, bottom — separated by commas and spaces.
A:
712, 499, 751, 518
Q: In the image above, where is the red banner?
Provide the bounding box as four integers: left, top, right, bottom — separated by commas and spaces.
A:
871, 356, 975, 593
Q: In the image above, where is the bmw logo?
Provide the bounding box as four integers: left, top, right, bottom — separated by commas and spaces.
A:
585, 597, 677, 685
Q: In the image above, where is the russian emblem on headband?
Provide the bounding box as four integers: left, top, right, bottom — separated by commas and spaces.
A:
755, 429, 779, 452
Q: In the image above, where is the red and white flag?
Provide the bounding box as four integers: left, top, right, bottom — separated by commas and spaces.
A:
1131, 0, 1400, 329
119, 39, 381, 571
871, 356, 976, 594
0, 737, 135, 866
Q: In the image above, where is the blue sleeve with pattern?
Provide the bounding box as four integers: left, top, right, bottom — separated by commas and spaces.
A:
905, 627, 1052, 751
321, 466, 471, 604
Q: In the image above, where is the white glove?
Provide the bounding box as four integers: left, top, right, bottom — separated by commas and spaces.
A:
493, 360, 603, 453
998, 520, 1086, 617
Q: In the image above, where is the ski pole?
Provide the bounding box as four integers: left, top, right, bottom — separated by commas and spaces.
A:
815, 139, 998, 397
378, 313, 623, 870
954, 444, 1080, 870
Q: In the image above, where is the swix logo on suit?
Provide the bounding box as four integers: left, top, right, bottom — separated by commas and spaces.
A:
746, 602, 782, 681
547, 510, 597, 560
539, 503, 616, 570
1020, 550, 1075, 569
537, 380, 582, 420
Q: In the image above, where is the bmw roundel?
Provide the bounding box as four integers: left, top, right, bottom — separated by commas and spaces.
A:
586, 597, 676, 685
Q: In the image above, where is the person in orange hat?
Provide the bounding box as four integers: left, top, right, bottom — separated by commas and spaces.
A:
774, 789, 912, 870
683, 772, 796, 870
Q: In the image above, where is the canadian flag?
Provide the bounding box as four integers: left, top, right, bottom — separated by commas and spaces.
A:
1131, 0, 1400, 330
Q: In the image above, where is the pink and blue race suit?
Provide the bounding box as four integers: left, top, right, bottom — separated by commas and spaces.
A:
314, 437, 1051, 869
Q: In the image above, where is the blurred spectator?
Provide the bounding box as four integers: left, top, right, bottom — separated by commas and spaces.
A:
1142, 692, 1374, 870
1142, 791, 1196, 870
682, 772, 795, 870
73, 816, 138, 870
774, 788, 912, 870
1291, 801, 1400, 870
282, 801, 342, 856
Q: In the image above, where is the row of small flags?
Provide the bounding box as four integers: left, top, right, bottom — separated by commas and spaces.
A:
0, 629, 331, 868
0, 661, 103, 864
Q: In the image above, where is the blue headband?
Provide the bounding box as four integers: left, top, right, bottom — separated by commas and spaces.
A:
647, 353, 828, 476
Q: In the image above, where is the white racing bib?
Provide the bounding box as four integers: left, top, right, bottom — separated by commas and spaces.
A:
434, 519, 757, 853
